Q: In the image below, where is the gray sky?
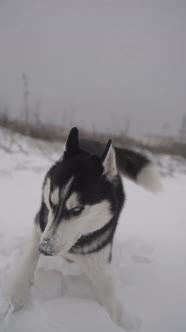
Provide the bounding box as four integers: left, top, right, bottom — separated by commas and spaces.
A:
0, 0, 186, 137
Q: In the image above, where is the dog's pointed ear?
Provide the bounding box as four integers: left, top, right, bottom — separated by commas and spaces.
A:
66, 127, 79, 152
101, 140, 117, 177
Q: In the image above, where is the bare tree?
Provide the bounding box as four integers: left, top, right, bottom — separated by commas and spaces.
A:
22, 72, 30, 133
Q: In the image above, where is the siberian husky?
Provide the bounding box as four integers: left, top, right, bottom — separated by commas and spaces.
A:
10, 127, 162, 330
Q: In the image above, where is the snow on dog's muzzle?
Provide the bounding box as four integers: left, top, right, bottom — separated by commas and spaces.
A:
39, 239, 56, 256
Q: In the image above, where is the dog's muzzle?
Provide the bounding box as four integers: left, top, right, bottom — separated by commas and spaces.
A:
39, 239, 55, 256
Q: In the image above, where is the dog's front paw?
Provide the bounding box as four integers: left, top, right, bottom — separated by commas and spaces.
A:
111, 300, 142, 331
10, 278, 31, 311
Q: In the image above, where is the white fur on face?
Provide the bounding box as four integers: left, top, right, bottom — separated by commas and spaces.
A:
43, 177, 58, 229
40, 176, 77, 254
43, 176, 74, 210
42, 177, 56, 233
39, 199, 112, 255
51, 187, 60, 206
66, 193, 79, 210
43, 178, 51, 209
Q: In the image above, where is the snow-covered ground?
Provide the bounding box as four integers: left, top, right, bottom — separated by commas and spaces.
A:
0, 135, 186, 332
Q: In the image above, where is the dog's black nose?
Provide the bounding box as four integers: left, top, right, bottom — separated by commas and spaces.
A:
39, 242, 54, 256
39, 246, 53, 256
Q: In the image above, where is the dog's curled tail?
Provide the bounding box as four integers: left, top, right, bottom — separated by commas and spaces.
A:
115, 147, 162, 193
80, 139, 162, 193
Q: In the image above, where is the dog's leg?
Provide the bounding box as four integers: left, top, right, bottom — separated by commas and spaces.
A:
78, 251, 141, 331
10, 224, 40, 310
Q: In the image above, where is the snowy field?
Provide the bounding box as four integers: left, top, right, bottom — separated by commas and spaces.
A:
0, 135, 186, 332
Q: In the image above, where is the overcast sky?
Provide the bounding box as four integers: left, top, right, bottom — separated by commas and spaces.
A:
0, 0, 186, 137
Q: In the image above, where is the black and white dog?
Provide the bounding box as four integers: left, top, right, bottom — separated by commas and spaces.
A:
10, 128, 162, 330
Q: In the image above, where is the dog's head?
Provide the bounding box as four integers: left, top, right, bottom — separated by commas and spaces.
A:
39, 127, 119, 256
